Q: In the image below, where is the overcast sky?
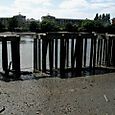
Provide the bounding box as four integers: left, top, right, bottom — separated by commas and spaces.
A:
0, 0, 115, 20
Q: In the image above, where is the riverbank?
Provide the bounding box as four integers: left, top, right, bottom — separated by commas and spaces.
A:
0, 73, 115, 115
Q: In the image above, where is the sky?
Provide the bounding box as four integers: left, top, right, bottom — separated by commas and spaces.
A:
0, 0, 115, 20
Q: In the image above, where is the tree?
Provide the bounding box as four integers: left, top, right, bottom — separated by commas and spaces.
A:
29, 21, 40, 32
94, 13, 99, 20
65, 23, 78, 32
0, 22, 5, 32
40, 19, 59, 32
78, 19, 95, 32
8, 17, 18, 31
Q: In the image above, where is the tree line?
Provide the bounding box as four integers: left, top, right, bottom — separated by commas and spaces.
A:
0, 13, 115, 33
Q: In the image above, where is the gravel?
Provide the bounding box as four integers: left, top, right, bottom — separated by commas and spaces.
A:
0, 73, 115, 115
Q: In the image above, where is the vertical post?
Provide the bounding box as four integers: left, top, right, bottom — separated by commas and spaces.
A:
71, 37, 74, 70
93, 35, 97, 68
66, 35, 69, 67
11, 37, 20, 79
42, 35, 48, 72
38, 35, 41, 71
60, 34, 66, 76
33, 37, 37, 71
74, 34, 83, 76
112, 39, 115, 66
89, 37, 94, 68
2, 40, 8, 76
99, 38, 103, 66
97, 39, 101, 66
55, 37, 58, 69
84, 38, 87, 67
49, 34, 54, 74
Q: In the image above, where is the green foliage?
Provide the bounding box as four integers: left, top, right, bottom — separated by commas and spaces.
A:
8, 17, 18, 31
78, 19, 105, 32
65, 23, 78, 32
29, 21, 40, 32
78, 19, 94, 32
0, 22, 5, 32
94, 13, 111, 27
40, 19, 59, 32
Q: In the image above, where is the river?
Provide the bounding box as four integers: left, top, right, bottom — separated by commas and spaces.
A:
0, 36, 33, 72
0, 36, 91, 72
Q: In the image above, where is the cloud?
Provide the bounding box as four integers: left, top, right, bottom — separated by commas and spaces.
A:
0, 0, 115, 20
59, 0, 88, 9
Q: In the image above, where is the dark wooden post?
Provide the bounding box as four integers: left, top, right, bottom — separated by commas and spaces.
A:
2, 40, 8, 76
42, 34, 48, 72
73, 34, 83, 76
84, 38, 87, 67
38, 35, 41, 71
89, 37, 94, 68
33, 37, 37, 71
66, 34, 69, 67
71, 36, 74, 70
93, 35, 97, 68
60, 34, 66, 76
55, 37, 58, 69
112, 38, 115, 66
48, 34, 54, 74
11, 38, 20, 79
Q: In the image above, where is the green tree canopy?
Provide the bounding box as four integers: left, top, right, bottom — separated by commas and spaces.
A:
8, 17, 18, 31
0, 22, 5, 32
40, 19, 59, 32
29, 21, 40, 32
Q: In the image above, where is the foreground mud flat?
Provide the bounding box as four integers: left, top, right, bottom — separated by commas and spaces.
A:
0, 73, 115, 115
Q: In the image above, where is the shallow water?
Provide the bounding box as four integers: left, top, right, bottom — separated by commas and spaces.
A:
0, 36, 33, 72
0, 36, 91, 72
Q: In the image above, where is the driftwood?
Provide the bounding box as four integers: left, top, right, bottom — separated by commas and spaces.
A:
0, 106, 5, 113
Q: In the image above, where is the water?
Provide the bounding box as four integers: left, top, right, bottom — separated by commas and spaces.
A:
0, 36, 91, 72
0, 36, 33, 72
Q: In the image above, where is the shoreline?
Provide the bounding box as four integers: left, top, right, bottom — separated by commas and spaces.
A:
0, 72, 115, 114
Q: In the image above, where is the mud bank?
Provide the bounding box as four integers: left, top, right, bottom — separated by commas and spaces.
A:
0, 73, 115, 115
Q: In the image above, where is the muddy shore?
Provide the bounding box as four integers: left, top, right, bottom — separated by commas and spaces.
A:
0, 73, 115, 115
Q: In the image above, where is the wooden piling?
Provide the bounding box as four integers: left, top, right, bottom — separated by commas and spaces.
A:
2, 40, 8, 76
84, 38, 87, 67
55, 37, 58, 69
60, 34, 66, 75
11, 38, 20, 78
42, 35, 48, 72
49, 34, 54, 74
33, 38, 37, 71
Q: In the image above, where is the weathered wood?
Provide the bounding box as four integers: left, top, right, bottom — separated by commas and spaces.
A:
49, 35, 54, 74
60, 34, 66, 75
99, 38, 103, 66
71, 38, 74, 69
112, 39, 115, 66
11, 38, 20, 78
66, 36, 69, 67
93, 36, 97, 68
2, 40, 8, 75
73, 35, 83, 75
42, 35, 48, 72
33, 38, 37, 71
38, 37, 41, 71
84, 38, 87, 67
55, 38, 58, 69
97, 39, 101, 66
89, 37, 94, 68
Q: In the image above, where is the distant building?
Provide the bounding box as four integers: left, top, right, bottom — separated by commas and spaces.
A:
0, 13, 26, 30
41, 15, 84, 25
13, 13, 26, 29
